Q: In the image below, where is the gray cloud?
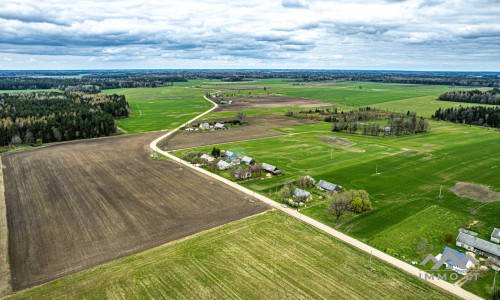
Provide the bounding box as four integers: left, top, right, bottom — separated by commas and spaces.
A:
0, 0, 498, 70
282, 0, 309, 9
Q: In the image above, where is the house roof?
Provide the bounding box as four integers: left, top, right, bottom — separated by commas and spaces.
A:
217, 160, 230, 167
457, 232, 500, 257
235, 167, 250, 175
214, 123, 226, 128
225, 151, 236, 157
442, 247, 468, 267
241, 156, 254, 164
262, 163, 278, 172
200, 122, 209, 127
317, 180, 341, 191
293, 188, 311, 198
492, 228, 500, 240
200, 154, 214, 161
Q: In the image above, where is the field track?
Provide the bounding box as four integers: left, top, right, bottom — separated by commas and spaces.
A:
0, 158, 10, 296
3, 132, 269, 290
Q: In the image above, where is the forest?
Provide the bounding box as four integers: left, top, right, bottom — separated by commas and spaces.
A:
437, 88, 500, 105
0, 92, 130, 146
433, 106, 500, 128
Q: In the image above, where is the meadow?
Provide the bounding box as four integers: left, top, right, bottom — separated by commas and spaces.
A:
103, 86, 211, 133
173, 121, 500, 262
7, 211, 454, 299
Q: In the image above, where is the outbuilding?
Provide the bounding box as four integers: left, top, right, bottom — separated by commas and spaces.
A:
492, 228, 500, 243
317, 180, 343, 193
262, 163, 281, 175
293, 188, 313, 201
241, 156, 256, 166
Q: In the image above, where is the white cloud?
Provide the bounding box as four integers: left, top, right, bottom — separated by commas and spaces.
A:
0, 0, 497, 70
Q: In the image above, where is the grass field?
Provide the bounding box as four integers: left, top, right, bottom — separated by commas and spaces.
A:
173, 121, 500, 260
7, 211, 454, 299
103, 86, 211, 133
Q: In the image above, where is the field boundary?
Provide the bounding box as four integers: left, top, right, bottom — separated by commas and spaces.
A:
0, 158, 11, 296
151, 95, 481, 300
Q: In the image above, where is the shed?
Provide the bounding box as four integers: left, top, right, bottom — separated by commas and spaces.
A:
199, 123, 210, 130
214, 123, 228, 130
225, 151, 237, 161
317, 180, 343, 193
262, 163, 281, 175
456, 232, 500, 259
217, 160, 230, 170
241, 156, 256, 166
200, 154, 214, 163
492, 228, 500, 244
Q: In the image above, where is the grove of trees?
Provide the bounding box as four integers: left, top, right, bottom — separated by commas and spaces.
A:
433, 106, 500, 128
438, 88, 500, 105
0, 92, 130, 146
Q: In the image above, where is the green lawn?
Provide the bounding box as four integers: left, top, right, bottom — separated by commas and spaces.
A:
7, 211, 454, 299
103, 86, 211, 133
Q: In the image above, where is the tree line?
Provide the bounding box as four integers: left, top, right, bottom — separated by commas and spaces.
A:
0, 92, 130, 146
433, 106, 500, 128
438, 88, 500, 105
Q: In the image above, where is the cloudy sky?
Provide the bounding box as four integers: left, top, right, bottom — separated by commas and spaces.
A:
0, 0, 499, 71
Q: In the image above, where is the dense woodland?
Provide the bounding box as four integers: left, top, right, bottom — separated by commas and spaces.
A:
1, 70, 498, 90
433, 106, 500, 128
286, 107, 430, 136
437, 88, 500, 105
0, 92, 130, 146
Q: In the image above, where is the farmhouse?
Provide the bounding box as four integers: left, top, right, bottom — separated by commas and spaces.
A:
235, 167, 251, 179
200, 123, 210, 130
200, 154, 214, 163
262, 163, 281, 175
231, 158, 241, 166
214, 123, 228, 130
492, 228, 500, 243
435, 247, 474, 275
224, 151, 237, 161
241, 156, 256, 166
293, 188, 313, 201
217, 160, 230, 170
317, 180, 343, 193
456, 232, 500, 259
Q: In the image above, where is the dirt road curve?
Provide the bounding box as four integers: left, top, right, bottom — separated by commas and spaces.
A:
151, 96, 481, 300
3, 130, 268, 290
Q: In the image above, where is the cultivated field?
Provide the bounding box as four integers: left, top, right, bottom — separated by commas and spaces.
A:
7, 211, 454, 299
174, 121, 500, 260
103, 86, 211, 133
160, 114, 318, 150
3, 132, 268, 290
214, 95, 335, 112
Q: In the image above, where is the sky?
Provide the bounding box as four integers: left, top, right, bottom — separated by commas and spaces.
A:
0, 0, 499, 71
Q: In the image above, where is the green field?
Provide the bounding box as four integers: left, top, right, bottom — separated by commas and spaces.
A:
8, 211, 453, 299
103, 86, 211, 133
173, 121, 500, 259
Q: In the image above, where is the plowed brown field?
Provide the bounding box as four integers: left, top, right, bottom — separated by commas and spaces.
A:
3, 132, 269, 290
160, 114, 318, 150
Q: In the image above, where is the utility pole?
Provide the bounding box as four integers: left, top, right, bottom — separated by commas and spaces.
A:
331, 149, 333, 159
375, 164, 378, 175
370, 250, 373, 269
493, 271, 498, 293
439, 185, 443, 198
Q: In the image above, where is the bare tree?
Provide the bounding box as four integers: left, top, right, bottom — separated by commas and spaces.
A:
328, 193, 349, 220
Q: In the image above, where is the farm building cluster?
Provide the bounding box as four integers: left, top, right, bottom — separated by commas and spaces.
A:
434, 227, 500, 275
283, 177, 345, 208
186, 150, 282, 180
